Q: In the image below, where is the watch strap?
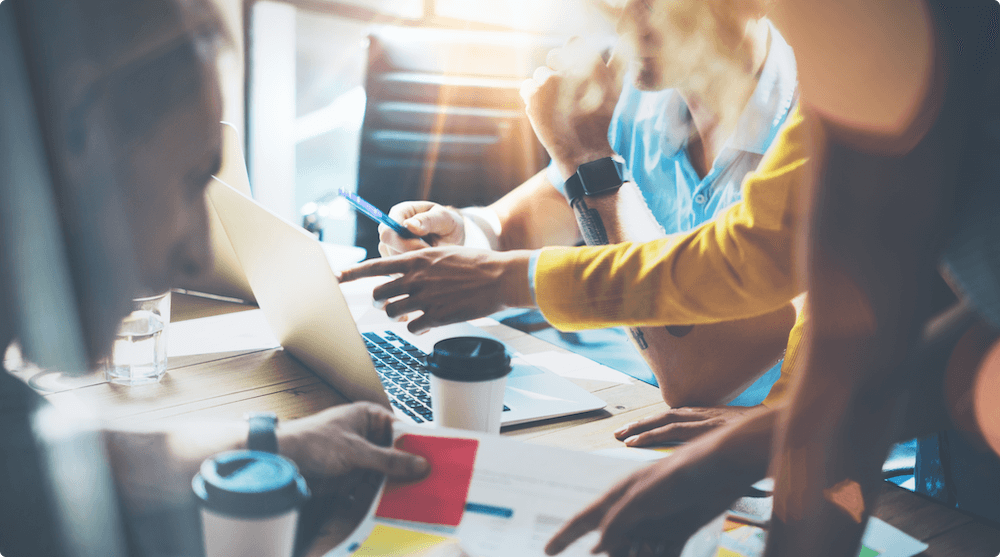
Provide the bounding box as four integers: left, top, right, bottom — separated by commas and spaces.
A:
246, 411, 279, 453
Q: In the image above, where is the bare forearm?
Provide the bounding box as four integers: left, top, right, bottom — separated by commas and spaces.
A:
104, 421, 245, 512
767, 97, 963, 555
103, 419, 322, 512
489, 170, 579, 250
637, 309, 794, 407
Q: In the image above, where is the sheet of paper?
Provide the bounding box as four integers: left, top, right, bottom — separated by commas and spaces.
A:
168, 309, 279, 358
334, 429, 927, 557
591, 446, 679, 461
709, 516, 926, 557
348, 524, 457, 557
376, 435, 479, 526
387, 427, 649, 557
859, 517, 929, 557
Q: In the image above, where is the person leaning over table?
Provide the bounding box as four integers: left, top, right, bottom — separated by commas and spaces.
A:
342, 0, 802, 442
338, 100, 809, 436
541, 1, 1000, 557
0, 1, 428, 556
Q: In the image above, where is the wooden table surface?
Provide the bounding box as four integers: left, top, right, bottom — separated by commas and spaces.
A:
25, 292, 1000, 557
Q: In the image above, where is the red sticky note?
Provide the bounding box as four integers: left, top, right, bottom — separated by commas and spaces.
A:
376, 434, 479, 526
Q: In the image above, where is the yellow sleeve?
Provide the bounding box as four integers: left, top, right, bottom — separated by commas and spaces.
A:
762, 297, 808, 407
535, 107, 808, 331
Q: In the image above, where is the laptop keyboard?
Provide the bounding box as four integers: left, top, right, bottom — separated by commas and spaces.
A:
362, 330, 510, 424
362, 331, 434, 423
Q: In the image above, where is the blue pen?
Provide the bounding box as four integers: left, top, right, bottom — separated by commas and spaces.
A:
338, 189, 432, 244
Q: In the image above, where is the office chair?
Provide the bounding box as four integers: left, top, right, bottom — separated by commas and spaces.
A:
355, 26, 559, 257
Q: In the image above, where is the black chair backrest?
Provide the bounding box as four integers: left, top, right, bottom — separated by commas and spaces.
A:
356, 26, 559, 256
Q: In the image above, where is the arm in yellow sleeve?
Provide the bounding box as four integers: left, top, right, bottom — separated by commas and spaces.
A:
762, 296, 808, 407
535, 108, 809, 331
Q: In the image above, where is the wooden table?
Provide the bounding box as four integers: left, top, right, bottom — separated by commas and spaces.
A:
24, 292, 1000, 556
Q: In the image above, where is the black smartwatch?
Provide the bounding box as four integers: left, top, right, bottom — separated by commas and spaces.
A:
246, 411, 279, 453
563, 157, 625, 204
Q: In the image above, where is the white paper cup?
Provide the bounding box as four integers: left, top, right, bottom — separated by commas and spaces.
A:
193, 451, 309, 557
427, 337, 511, 434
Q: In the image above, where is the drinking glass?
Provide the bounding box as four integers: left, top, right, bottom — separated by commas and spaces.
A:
103, 291, 170, 385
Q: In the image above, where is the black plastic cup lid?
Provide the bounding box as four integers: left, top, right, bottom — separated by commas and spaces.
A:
427, 337, 511, 382
192, 450, 309, 518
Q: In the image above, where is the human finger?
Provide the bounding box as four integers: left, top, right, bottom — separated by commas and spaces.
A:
595, 479, 720, 557
401, 205, 463, 244
386, 200, 439, 223
545, 44, 568, 71
532, 65, 557, 85
622, 420, 725, 447
406, 310, 454, 335
379, 242, 405, 258
383, 295, 426, 320
379, 223, 428, 254
593, 487, 664, 555
605, 46, 627, 85
544, 479, 632, 555
614, 409, 711, 440
336, 256, 412, 283
370, 275, 416, 304
350, 439, 430, 481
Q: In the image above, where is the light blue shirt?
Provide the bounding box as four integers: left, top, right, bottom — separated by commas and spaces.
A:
535, 23, 798, 406
548, 22, 797, 235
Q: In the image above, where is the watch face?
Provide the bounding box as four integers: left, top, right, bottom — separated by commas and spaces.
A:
578, 158, 624, 195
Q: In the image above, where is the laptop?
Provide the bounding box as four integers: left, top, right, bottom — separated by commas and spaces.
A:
206, 177, 606, 427
176, 122, 256, 302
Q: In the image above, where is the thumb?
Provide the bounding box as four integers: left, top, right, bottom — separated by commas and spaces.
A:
605, 48, 626, 97
353, 442, 431, 481
408, 206, 461, 239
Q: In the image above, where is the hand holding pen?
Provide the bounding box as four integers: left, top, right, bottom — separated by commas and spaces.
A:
338, 189, 437, 254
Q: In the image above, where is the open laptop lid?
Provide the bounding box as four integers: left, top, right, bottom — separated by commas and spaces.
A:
177, 122, 256, 302
207, 176, 390, 407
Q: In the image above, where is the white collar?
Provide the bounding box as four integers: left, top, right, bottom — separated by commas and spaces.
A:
655, 20, 799, 158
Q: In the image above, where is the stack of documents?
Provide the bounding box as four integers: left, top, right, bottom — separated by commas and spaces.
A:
325, 429, 927, 557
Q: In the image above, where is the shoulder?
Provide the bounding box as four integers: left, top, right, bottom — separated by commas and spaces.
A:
756, 107, 810, 176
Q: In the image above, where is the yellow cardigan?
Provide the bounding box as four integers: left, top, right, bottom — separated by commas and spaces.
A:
535, 107, 810, 406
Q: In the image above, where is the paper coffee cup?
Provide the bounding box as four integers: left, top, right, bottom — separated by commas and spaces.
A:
193, 450, 309, 557
427, 337, 511, 434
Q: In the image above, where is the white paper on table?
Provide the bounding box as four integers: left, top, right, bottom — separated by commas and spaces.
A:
168, 309, 280, 358
861, 517, 929, 557
337, 275, 397, 328
323, 425, 648, 557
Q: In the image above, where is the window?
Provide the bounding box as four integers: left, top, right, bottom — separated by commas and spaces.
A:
247, 0, 613, 252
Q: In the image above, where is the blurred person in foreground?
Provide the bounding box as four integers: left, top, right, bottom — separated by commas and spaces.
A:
540, 0, 1000, 556
340, 0, 804, 444
0, 1, 427, 555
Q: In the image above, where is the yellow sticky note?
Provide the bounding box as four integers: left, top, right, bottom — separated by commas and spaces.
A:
352, 524, 455, 556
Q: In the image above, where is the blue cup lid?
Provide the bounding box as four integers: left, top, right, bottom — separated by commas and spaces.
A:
427, 337, 511, 382
192, 450, 309, 518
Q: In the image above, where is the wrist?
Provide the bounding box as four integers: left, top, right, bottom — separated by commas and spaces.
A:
460, 206, 502, 251
499, 250, 536, 309
710, 408, 775, 483
275, 419, 304, 465
554, 147, 617, 182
